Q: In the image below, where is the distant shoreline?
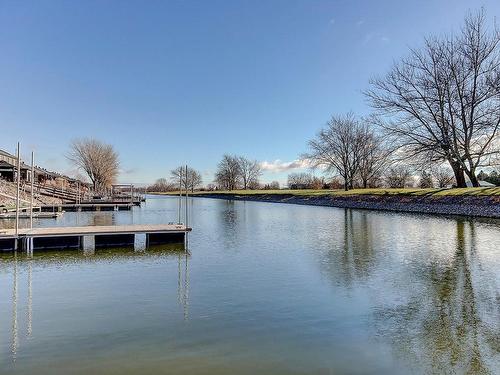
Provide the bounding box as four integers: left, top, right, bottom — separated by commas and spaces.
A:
150, 190, 500, 219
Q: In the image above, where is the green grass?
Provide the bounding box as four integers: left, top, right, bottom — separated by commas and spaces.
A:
151, 187, 500, 197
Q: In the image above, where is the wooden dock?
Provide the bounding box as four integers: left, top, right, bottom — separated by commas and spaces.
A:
0, 224, 191, 252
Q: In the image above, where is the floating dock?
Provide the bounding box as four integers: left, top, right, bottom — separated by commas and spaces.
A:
0, 212, 63, 220
40, 203, 134, 212
0, 224, 191, 252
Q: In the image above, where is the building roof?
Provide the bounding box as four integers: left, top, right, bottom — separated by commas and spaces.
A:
0, 149, 15, 158
0, 160, 15, 168
1, 145, 90, 186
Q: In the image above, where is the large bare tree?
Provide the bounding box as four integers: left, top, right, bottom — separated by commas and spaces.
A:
237, 157, 262, 189
366, 10, 500, 187
215, 155, 241, 190
357, 121, 392, 188
171, 166, 202, 192
306, 113, 366, 191
66, 138, 119, 192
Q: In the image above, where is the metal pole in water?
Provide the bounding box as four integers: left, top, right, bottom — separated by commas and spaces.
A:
30, 151, 34, 230
178, 168, 182, 224
185, 165, 189, 250
15, 142, 21, 242
185, 165, 188, 227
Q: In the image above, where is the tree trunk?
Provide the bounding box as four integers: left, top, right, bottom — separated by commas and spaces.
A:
450, 161, 466, 188
466, 170, 480, 187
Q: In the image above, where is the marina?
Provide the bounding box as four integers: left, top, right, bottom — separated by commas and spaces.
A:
1, 3, 499, 373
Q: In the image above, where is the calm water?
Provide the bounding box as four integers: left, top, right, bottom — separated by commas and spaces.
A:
1, 196, 499, 374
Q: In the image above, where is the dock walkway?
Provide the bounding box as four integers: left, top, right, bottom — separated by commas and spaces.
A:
40, 203, 134, 212
0, 224, 191, 251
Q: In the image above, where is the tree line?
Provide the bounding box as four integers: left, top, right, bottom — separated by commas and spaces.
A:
214, 155, 263, 190
148, 155, 280, 192
148, 166, 203, 192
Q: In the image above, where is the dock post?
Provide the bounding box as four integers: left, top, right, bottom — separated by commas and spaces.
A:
134, 233, 146, 251
30, 151, 34, 230
15, 142, 21, 243
185, 165, 189, 224
81, 235, 95, 253
184, 165, 189, 250
178, 168, 182, 224
23, 237, 33, 255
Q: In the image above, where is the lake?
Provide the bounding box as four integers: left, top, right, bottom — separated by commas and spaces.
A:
1, 195, 499, 374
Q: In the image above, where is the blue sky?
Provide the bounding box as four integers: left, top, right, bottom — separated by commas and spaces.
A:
1, 0, 499, 185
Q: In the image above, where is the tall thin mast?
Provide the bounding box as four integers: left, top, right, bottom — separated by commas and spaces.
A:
178, 168, 182, 224
15, 142, 21, 240
30, 151, 34, 229
185, 165, 188, 227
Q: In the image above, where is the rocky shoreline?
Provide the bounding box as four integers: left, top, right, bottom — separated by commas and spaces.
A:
190, 193, 500, 219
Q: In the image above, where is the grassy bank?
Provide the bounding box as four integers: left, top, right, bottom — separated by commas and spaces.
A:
150, 187, 500, 218
152, 187, 500, 197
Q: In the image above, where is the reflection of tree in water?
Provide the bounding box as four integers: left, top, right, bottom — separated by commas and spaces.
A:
219, 200, 238, 228
320, 209, 377, 288
217, 200, 242, 249
376, 220, 500, 374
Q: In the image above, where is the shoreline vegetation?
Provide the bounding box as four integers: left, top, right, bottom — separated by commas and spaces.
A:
150, 188, 500, 219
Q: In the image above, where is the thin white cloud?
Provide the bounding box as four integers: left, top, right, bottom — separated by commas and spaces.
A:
363, 32, 390, 45
356, 19, 365, 27
119, 168, 137, 175
260, 159, 312, 173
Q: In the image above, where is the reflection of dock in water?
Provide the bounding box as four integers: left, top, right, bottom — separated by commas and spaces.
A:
6, 246, 189, 362
9, 254, 32, 363
27, 260, 32, 338
11, 254, 18, 362
178, 253, 190, 320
